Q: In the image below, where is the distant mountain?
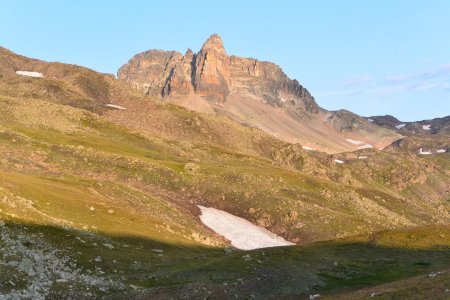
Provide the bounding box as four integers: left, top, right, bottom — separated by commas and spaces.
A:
368, 115, 450, 155
118, 34, 400, 154
368, 114, 450, 135
118, 34, 319, 112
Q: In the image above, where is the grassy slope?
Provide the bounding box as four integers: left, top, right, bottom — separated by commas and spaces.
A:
0, 92, 449, 299
330, 268, 450, 299
0, 48, 449, 298
1, 94, 448, 243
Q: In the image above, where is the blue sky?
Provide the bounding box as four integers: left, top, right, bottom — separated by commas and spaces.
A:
1, 1, 449, 121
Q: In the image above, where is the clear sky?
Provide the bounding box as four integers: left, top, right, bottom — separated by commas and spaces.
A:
1, 0, 449, 121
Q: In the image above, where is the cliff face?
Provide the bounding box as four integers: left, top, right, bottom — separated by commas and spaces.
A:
118, 34, 319, 113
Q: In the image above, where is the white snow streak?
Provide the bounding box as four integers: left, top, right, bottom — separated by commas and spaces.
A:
302, 146, 314, 151
358, 144, 373, 150
345, 139, 364, 145
105, 104, 127, 110
16, 71, 44, 78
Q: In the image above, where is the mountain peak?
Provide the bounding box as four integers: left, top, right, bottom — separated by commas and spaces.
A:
118, 35, 319, 111
193, 34, 230, 100
118, 34, 319, 113
200, 34, 226, 55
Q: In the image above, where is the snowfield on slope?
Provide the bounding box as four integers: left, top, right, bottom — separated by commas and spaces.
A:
345, 139, 364, 145
358, 144, 373, 150
16, 71, 44, 78
198, 206, 295, 250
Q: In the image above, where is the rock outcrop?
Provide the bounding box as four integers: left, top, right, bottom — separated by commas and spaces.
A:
369, 115, 450, 135
118, 34, 319, 113
193, 34, 230, 101
327, 110, 377, 133
118, 34, 401, 153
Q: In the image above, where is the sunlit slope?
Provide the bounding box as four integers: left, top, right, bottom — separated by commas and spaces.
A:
0, 91, 448, 245
0, 45, 449, 299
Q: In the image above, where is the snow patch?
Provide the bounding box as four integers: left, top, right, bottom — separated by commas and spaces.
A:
105, 104, 127, 110
419, 148, 432, 155
368, 119, 374, 122
197, 205, 295, 250
437, 149, 447, 153
16, 71, 44, 78
395, 124, 406, 129
358, 156, 368, 159
358, 144, 373, 150
422, 125, 431, 130
333, 159, 345, 164
345, 139, 364, 145
302, 146, 314, 151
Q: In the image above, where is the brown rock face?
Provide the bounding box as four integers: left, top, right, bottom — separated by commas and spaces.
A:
117, 50, 186, 96
162, 49, 194, 98
193, 34, 230, 101
118, 34, 319, 113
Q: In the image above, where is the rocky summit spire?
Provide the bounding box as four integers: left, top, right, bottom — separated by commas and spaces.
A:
192, 34, 231, 101
199, 34, 227, 57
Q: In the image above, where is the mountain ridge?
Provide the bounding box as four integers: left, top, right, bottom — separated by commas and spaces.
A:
118, 34, 319, 113
118, 34, 401, 153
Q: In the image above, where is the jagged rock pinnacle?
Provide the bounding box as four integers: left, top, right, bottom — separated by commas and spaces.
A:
118, 34, 319, 111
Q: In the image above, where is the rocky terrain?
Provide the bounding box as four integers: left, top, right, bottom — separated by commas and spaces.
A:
118, 35, 400, 154
368, 115, 449, 156
118, 35, 318, 111
0, 43, 449, 299
368, 115, 450, 135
